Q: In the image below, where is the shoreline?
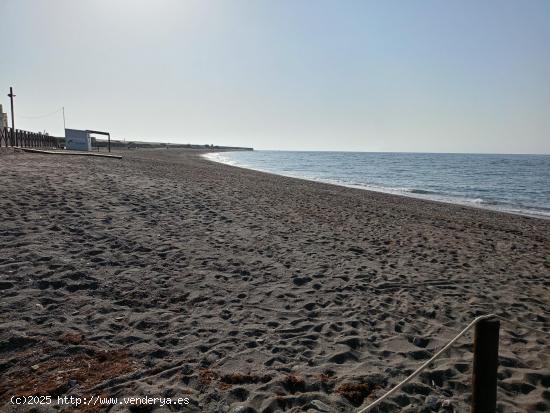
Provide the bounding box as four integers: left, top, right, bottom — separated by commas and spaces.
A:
1, 149, 549, 412
202, 151, 550, 222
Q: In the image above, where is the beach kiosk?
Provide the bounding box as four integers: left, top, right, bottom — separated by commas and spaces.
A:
65, 128, 112, 152
65, 129, 91, 151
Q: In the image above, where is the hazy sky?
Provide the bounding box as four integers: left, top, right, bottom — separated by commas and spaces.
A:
1, 0, 549, 153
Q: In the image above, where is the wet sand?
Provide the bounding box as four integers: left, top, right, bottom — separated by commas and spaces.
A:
0, 148, 549, 412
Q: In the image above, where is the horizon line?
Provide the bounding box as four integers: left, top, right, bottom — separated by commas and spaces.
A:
236, 148, 550, 156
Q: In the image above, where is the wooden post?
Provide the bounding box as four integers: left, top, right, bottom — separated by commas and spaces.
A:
8, 87, 15, 146
471, 319, 500, 413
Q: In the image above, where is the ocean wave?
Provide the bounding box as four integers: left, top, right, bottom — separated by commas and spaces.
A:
406, 188, 439, 195
202, 152, 240, 167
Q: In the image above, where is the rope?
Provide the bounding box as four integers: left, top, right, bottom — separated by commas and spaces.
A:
357, 313, 549, 412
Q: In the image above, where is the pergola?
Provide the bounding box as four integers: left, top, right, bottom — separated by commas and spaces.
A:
87, 130, 111, 152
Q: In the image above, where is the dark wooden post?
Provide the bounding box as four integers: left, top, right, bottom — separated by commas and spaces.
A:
8, 87, 15, 146
471, 319, 500, 413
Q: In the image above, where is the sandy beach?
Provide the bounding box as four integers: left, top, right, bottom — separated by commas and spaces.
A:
0, 149, 549, 412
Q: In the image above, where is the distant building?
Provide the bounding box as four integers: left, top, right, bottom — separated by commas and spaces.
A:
0, 104, 8, 128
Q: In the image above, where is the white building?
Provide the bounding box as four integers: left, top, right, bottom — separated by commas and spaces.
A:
0, 104, 8, 128
65, 129, 91, 151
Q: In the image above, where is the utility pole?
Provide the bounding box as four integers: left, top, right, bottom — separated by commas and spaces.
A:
62, 106, 66, 130
7, 87, 15, 145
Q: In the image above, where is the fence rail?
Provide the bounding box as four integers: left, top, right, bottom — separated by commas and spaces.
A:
0, 127, 60, 149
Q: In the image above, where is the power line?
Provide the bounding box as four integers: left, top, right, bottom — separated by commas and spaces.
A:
18, 107, 63, 119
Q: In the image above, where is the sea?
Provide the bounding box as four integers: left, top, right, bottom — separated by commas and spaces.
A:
204, 151, 550, 219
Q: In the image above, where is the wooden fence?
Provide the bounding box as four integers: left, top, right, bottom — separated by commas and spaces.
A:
0, 127, 60, 149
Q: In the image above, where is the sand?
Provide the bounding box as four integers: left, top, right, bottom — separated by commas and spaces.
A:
0, 148, 548, 413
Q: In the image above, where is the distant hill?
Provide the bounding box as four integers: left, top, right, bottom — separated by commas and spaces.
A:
85, 137, 253, 151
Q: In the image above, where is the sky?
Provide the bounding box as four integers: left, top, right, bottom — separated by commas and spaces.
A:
1, 0, 549, 154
